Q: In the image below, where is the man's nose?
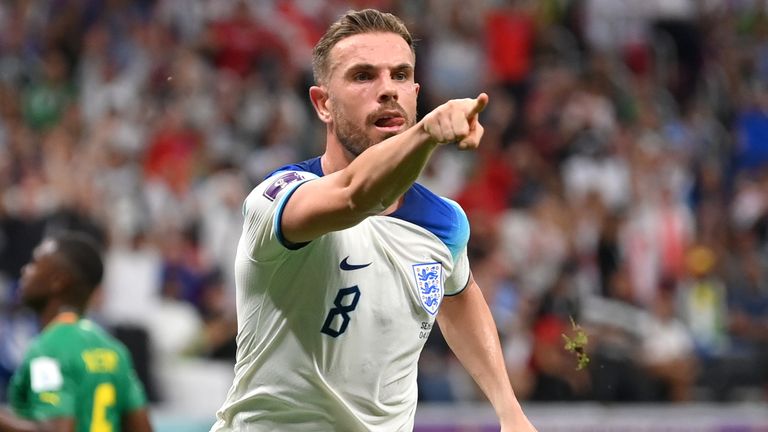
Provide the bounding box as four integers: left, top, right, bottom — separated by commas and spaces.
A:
377, 76, 398, 103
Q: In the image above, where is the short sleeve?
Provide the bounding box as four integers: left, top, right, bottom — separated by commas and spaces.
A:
240, 170, 319, 260
444, 247, 470, 296
21, 355, 76, 420
442, 199, 471, 296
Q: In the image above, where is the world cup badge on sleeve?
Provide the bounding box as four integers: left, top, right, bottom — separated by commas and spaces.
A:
263, 172, 306, 201
412, 262, 444, 315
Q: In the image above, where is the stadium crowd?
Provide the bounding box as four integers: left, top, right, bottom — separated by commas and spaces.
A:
1, 0, 767, 407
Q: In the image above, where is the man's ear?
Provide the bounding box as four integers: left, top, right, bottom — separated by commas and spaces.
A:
309, 86, 332, 124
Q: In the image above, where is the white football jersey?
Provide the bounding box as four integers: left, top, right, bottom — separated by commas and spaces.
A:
211, 157, 470, 432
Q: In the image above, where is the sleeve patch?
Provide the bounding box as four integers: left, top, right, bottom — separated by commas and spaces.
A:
39, 392, 61, 406
263, 172, 306, 201
30, 357, 63, 393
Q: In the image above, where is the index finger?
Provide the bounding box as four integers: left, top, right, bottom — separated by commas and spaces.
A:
468, 92, 489, 117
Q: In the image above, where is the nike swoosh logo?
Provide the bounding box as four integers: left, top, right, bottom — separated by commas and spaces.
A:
339, 256, 371, 271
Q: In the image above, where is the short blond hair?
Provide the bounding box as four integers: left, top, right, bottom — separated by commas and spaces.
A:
312, 9, 415, 85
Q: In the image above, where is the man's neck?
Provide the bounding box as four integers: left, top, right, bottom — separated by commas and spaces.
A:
39, 303, 80, 329
320, 137, 354, 175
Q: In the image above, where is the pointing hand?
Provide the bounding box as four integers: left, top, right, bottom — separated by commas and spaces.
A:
421, 93, 489, 150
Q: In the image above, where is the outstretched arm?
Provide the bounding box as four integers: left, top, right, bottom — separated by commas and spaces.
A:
437, 276, 537, 432
281, 93, 488, 244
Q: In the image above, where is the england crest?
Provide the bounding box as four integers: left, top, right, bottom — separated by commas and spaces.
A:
412, 262, 443, 315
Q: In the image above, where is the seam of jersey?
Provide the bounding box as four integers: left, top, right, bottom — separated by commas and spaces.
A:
387, 190, 469, 262
375, 213, 461, 266
370, 215, 454, 265
438, 197, 471, 261
378, 216, 469, 297
443, 269, 471, 297
272, 178, 315, 250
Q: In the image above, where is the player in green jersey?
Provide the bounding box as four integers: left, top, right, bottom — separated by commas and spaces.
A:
0, 232, 153, 432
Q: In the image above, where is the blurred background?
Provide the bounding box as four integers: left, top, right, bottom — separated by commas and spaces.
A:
1, 0, 768, 430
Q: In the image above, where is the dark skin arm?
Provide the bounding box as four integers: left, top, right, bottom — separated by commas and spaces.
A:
0, 411, 74, 432
122, 408, 153, 432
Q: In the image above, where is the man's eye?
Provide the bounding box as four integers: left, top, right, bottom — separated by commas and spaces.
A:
393, 72, 407, 81
354, 73, 370, 81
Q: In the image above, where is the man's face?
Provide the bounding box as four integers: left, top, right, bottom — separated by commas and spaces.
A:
19, 239, 64, 310
324, 32, 419, 156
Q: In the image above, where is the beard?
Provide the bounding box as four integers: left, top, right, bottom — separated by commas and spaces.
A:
330, 98, 415, 157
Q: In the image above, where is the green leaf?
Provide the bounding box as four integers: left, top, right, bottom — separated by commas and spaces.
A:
562, 316, 590, 370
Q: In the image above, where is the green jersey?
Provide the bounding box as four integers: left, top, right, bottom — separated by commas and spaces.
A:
8, 317, 147, 431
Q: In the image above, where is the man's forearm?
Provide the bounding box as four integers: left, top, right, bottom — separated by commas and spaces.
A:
437, 280, 529, 424
342, 123, 437, 214
340, 94, 486, 216
280, 95, 487, 244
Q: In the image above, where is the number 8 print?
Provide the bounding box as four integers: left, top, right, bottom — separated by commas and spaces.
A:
321, 286, 361, 337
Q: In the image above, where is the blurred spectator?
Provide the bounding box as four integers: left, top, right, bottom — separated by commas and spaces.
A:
582, 266, 657, 402
720, 228, 768, 399
200, 0, 288, 78
147, 265, 205, 358
79, 24, 149, 127
484, 0, 537, 138
192, 272, 237, 361
0, 177, 47, 282
498, 194, 570, 298
195, 166, 247, 306
424, 1, 485, 105
561, 133, 630, 212
22, 49, 74, 131
735, 81, 768, 174
455, 132, 518, 220
100, 231, 163, 328
678, 245, 729, 359
530, 264, 590, 401
639, 282, 698, 402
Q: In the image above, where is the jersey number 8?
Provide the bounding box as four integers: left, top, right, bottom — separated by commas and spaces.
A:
321, 286, 361, 337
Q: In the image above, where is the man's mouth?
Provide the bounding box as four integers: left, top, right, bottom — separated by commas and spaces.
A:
374, 116, 405, 128
373, 111, 406, 131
